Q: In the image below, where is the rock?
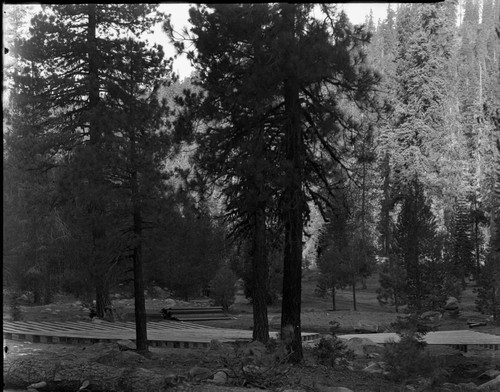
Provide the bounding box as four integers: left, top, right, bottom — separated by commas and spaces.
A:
188, 366, 213, 381
457, 382, 479, 391
163, 371, 178, 386
79, 380, 90, 390
17, 294, 29, 302
117, 339, 136, 351
345, 337, 380, 357
362, 361, 387, 375
210, 370, 228, 384
164, 298, 176, 307
92, 318, 103, 324
420, 311, 443, 323
478, 369, 500, 381
313, 384, 354, 392
478, 375, 500, 391
445, 297, 460, 310
27, 381, 47, 389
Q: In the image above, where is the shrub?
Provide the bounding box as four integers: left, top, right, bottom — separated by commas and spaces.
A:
10, 293, 22, 321
209, 265, 238, 311
217, 339, 292, 389
311, 321, 353, 367
383, 315, 446, 386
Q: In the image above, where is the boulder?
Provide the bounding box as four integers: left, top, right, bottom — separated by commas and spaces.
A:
313, 384, 354, 392
116, 339, 136, 351
188, 366, 213, 381
420, 311, 443, 323
478, 375, 500, 391
27, 381, 47, 389
478, 369, 500, 381
163, 298, 177, 307
445, 297, 460, 311
345, 337, 380, 357
362, 361, 388, 375
210, 370, 228, 384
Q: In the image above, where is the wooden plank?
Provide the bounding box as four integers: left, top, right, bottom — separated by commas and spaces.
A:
3, 320, 319, 346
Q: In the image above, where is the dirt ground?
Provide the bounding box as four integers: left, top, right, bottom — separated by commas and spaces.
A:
3, 273, 500, 391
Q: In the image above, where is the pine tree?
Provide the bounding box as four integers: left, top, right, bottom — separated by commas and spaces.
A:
394, 179, 446, 313
447, 197, 475, 289
170, 4, 381, 361
13, 4, 170, 351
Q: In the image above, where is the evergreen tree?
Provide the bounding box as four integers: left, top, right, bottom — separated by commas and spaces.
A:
169, 4, 380, 361
12, 4, 170, 351
394, 179, 447, 312
316, 186, 354, 311
447, 197, 475, 288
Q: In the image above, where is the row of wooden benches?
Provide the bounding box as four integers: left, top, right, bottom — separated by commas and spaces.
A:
126, 306, 233, 322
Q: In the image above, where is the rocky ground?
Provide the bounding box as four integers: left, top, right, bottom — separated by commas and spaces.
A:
3, 334, 500, 392
3, 275, 500, 391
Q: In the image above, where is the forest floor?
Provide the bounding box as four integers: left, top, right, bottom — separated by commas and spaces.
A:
3, 271, 500, 392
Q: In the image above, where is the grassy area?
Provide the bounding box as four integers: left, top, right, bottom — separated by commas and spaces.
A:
3, 270, 497, 336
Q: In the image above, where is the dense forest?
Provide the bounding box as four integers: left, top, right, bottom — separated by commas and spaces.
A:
3, 1, 500, 361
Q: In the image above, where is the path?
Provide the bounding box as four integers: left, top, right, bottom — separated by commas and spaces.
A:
3, 320, 320, 348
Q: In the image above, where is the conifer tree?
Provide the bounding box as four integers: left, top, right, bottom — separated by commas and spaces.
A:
170, 4, 380, 361
394, 179, 446, 312
12, 4, 171, 351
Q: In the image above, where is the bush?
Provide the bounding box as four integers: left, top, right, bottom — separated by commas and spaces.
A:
217, 339, 292, 389
311, 321, 353, 367
209, 265, 238, 311
10, 293, 22, 321
383, 315, 446, 386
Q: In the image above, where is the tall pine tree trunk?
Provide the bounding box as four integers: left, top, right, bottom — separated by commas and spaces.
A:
280, 3, 303, 363
331, 286, 336, 311
87, 4, 109, 317
252, 207, 269, 343
128, 73, 148, 351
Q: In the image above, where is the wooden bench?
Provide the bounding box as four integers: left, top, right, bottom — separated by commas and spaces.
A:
127, 307, 234, 322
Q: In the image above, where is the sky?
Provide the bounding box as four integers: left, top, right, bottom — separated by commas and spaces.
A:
153, 3, 393, 79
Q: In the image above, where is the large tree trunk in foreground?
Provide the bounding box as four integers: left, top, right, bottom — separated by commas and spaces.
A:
280, 3, 304, 363
252, 207, 270, 343
280, 48, 304, 362
130, 126, 148, 352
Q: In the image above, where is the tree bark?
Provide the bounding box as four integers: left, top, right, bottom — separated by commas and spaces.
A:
130, 118, 148, 352
87, 4, 110, 319
332, 286, 336, 311
252, 206, 270, 343
280, 3, 304, 364
95, 278, 111, 318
